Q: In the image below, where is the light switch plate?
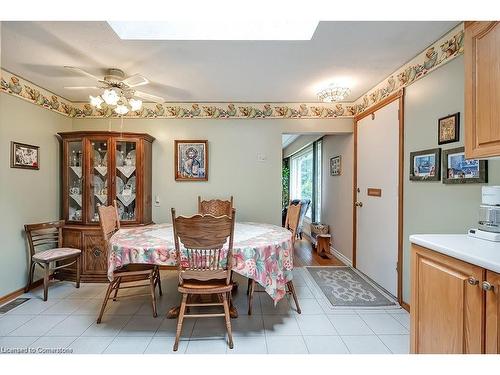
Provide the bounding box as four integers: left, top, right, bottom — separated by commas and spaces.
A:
256, 153, 267, 162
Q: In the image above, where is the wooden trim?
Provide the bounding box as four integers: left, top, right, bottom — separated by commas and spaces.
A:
0, 278, 45, 306
352, 118, 358, 268
401, 300, 410, 313
397, 89, 405, 306
58, 131, 155, 143
354, 89, 404, 122
352, 88, 405, 304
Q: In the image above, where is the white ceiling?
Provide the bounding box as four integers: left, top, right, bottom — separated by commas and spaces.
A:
0, 21, 459, 102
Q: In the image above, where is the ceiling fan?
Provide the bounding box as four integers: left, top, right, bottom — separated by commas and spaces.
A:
64, 66, 165, 106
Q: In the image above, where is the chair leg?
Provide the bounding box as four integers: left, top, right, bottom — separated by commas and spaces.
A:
97, 280, 115, 324
247, 279, 255, 315
287, 281, 301, 314
75, 256, 81, 289
222, 292, 234, 349
112, 278, 121, 301
173, 294, 188, 352
155, 267, 163, 296
43, 263, 50, 301
25, 262, 35, 292
246, 278, 252, 295
149, 273, 158, 318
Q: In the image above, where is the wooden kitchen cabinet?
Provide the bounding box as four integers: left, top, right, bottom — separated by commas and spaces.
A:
464, 21, 500, 159
411, 244, 485, 353
485, 270, 500, 353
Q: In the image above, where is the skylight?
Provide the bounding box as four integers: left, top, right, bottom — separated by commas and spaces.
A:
107, 20, 319, 41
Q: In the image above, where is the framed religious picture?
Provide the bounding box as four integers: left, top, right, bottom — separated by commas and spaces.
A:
442, 146, 488, 184
10, 141, 40, 170
410, 148, 441, 181
330, 155, 341, 176
174, 140, 208, 181
438, 112, 460, 145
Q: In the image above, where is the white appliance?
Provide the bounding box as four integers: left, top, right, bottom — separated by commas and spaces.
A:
468, 186, 500, 242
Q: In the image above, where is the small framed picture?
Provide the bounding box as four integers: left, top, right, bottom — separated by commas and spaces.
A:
330, 155, 341, 176
410, 148, 441, 181
10, 141, 40, 170
438, 112, 460, 145
442, 146, 487, 184
174, 140, 208, 181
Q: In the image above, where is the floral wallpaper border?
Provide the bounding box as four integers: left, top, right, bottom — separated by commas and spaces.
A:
0, 24, 464, 120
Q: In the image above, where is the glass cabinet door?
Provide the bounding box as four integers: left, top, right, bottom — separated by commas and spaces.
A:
115, 140, 138, 222
89, 139, 110, 223
67, 140, 83, 222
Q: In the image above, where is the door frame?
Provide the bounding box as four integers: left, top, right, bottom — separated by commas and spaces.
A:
352, 88, 405, 308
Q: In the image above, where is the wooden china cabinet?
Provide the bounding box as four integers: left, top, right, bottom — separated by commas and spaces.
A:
56, 131, 154, 282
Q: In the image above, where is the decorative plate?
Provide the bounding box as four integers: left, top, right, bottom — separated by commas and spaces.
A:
116, 176, 125, 194
116, 151, 125, 167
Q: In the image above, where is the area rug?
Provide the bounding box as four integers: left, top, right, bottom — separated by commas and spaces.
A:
305, 266, 397, 307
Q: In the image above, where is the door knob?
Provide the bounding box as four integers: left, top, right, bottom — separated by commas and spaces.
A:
467, 277, 479, 285
355, 202, 363, 207
482, 281, 494, 291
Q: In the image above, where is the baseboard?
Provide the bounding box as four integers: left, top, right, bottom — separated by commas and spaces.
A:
0, 278, 45, 306
331, 246, 353, 266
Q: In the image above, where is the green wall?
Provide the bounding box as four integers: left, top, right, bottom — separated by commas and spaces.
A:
403, 55, 500, 303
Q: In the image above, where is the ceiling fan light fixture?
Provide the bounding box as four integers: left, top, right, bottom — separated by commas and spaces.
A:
89, 95, 104, 108
129, 98, 142, 111
114, 104, 129, 115
102, 89, 120, 106
317, 85, 351, 102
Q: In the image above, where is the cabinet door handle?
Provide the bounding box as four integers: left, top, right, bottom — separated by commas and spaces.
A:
482, 281, 494, 291
92, 247, 102, 257
468, 277, 479, 285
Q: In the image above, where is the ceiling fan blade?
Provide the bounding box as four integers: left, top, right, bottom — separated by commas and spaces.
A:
64, 86, 101, 90
64, 66, 103, 82
122, 74, 149, 88
134, 90, 164, 103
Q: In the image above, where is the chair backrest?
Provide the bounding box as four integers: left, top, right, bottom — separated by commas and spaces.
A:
289, 198, 311, 234
285, 201, 302, 239
171, 208, 236, 285
98, 200, 121, 245
198, 196, 234, 217
24, 220, 65, 257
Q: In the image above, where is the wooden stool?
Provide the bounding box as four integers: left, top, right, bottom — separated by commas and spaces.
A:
317, 234, 333, 259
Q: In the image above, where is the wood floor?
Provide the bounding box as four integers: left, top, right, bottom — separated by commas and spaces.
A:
293, 238, 345, 267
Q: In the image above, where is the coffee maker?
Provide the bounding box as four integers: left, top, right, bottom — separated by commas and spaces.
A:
468, 186, 500, 242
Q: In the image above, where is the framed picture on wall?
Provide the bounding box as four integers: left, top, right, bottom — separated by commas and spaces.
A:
10, 141, 39, 170
442, 146, 487, 184
438, 112, 460, 145
330, 155, 341, 176
174, 140, 208, 181
410, 148, 440, 181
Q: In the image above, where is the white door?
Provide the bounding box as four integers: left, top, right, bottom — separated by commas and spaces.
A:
356, 100, 399, 297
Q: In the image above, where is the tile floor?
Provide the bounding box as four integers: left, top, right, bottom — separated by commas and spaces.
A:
0, 268, 410, 354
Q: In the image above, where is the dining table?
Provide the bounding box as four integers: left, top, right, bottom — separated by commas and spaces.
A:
108, 221, 295, 317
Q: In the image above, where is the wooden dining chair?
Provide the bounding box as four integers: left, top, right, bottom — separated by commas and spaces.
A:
96, 201, 162, 324
247, 200, 302, 315
171, 207, 236, 351
24, 220, 81, 301
198, 195, 234, 217
285, 201, 302, 244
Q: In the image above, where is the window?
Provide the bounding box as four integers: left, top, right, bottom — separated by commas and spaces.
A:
289, 139, 322, 221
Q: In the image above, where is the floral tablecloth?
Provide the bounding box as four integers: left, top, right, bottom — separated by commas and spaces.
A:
108, 222, 294, 302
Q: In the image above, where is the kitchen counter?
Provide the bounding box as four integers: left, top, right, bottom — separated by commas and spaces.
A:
410, 234, 500, 273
